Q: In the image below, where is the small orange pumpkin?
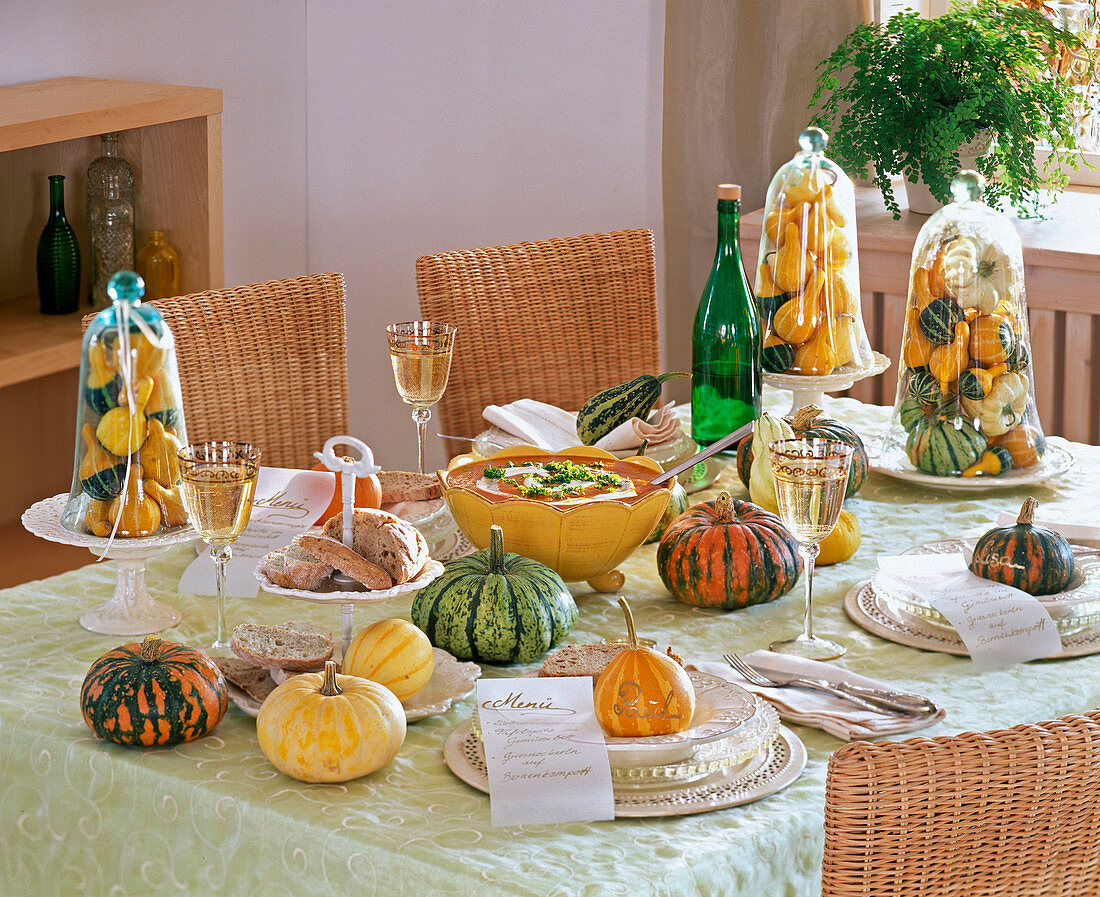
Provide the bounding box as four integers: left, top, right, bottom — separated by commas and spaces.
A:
311, 458, 382, 524
593, 597, 695, 738
992, 424, 1045, 469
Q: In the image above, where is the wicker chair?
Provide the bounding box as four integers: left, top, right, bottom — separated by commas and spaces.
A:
86, 273, 348, 469
822, 710, 1100, 897
416, 229, 661, 457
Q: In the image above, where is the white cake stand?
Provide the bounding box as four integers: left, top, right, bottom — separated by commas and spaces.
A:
22, 494, 195, 636
765, 351, 891, 415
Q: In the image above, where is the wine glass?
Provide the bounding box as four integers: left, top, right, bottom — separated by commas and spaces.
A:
387, 321, 456, 474
177, 441, 261, 650
768, 438, 854, 661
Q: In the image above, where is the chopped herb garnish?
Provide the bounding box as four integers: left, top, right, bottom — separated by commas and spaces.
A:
483, 466, 507, 479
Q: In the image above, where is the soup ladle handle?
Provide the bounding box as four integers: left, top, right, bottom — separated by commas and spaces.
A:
649, 420, 755, 486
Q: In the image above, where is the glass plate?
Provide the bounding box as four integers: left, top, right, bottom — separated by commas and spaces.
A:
873, 538, 1100, 637
872, 443, 1073, 490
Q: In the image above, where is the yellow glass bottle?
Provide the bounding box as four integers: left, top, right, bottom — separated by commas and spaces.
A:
136, 230, 180, 301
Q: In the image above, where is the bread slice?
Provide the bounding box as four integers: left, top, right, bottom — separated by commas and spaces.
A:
538, 643, 628, 682
260, 541, 333, 590
321, 508, 429, 585
378, 470, 441, 503
296, 533, 393, 590
231, 622, 334, 671
213, 656, 277, 702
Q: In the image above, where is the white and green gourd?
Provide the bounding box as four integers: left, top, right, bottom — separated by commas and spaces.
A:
748, 411, 794, 514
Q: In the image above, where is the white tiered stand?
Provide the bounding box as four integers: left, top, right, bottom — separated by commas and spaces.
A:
765, 352, 891, 414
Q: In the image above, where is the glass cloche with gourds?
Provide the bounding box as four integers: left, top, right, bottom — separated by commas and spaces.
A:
753, 126, 875, 377
881, 171, 1046, 479
61, 271, 190, 538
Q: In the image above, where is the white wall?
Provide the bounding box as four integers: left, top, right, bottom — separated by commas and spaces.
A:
1, 0, 664, 473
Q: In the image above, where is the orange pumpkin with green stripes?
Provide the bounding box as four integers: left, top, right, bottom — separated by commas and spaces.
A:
80, 635, 228, 747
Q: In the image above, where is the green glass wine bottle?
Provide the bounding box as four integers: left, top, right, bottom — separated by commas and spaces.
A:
691, 183, 762, 446
36, 174, 81, 315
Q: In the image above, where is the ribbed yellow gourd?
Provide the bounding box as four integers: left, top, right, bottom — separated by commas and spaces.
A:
784, 168, 826, 205
824, 227, 850, 270
816, 510, 861, 566
794, 321, 838, 376
832, 314, 860, 367
84, 499, 114, 537
108, 465, 162, 537
772, 270, 824, 345
96, 377, 154, 456
823, 184, 847, 226
343, 619, 435, 702
801, 204, 831, 254
928, 320, 970, 394
594, 598, 694, 738
143, 480, 190, 527
771, 223, 815, 293
764, 201, 806, 245
139, 419, 181, 488
257, 661, 407, 783
911, 266, 937, 309
827, 272, 858, 317
756, 261, 784, 298
902, 307, 934, 370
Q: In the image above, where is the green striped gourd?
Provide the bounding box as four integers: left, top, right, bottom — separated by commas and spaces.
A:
576, 372, 689, 446
918, 297, 964, 346
80, 636, 228, 747
907, 411, 986, 476
410, 525, 577, 664
907, 369, 941, 405
762, 335, 795, 374
787, 404, 869, 497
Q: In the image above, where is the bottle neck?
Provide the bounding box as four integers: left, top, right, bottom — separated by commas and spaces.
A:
102, 133, 119, 158
48, 176, 67, 220
714, 199, 741, 259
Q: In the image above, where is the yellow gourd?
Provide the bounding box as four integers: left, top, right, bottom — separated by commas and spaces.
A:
823, 184, 847, 227
911, 267, 937, 309
993, 424, 1044, 468
96, 377, 153, 456
831, 313, 860, 367
107, 465, 162, 537
748, 411, 795, 514
128, 332, 167, 380
794, 321, 838, 375
764, 201, 806, 246
343, 619, 435, 702
756, 261, 784, 298
902, 307, 934, 370
816, 510, 861, 566
84, 499, 114, 537
801, 204, 831, 254
784, 168, 827, 205
969, 313, 1014, 367
823, 226, 850, 270
771, 223, 815, 293
772, 270, 824, 345
145, 367, 181, 430
143, 480, 190, 528
827, 272, 858, 317
139, 419, 181, 488
257, 660, 407, 783
928, 320, 970, 394
594, 598, 694, 738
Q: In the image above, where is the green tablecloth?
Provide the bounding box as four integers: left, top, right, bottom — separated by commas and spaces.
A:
5, 395, 1099, 896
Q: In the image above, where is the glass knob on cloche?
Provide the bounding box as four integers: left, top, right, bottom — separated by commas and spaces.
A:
754, 127, 873, 377
881, 170, 1046, 479
61, 271, 191, 538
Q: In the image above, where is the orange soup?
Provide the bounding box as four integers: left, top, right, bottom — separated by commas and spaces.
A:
445, 455, 664, 506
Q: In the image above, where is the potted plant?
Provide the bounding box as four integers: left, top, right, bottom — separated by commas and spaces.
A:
808, 0, 1085, 218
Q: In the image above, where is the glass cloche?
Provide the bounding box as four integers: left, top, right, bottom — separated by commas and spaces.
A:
62, 271, 190, 537
753, 127, 874, 377
881, 171, 1046, 479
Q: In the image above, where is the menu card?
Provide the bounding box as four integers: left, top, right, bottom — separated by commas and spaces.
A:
179, 467, 334, 597
476, 677, 614, 827
876, 553, 1062, 671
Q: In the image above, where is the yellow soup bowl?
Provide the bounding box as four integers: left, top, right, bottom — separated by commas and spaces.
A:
438, 446, 671, 588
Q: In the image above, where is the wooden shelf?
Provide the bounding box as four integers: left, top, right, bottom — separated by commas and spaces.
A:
0, 295, 84, 387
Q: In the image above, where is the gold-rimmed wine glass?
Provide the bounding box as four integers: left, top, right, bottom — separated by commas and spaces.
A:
768, 438, 854, 661
177, 441, 261, 650
387, 321, 456, 474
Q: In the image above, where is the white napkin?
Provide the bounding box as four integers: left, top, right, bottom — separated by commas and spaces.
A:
994, 511, 1100, 547
481, 399, 682, 452
692, 651, 945, 741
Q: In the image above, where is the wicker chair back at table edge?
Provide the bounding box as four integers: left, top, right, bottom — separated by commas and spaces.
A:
416, 228, 661, 458
822, 709, 1100, 897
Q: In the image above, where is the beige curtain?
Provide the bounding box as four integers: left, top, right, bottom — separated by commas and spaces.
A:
661, 0, 870, 392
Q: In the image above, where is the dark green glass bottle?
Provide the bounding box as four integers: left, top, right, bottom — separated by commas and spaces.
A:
36, 174, 81, 315
691, 183, 761, 446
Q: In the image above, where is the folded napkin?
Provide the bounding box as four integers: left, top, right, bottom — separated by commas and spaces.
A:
692, 651, 945, 741
481, 398, 682, 453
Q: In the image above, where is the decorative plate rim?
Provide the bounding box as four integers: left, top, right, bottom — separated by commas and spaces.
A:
443, 720, 807, 817
870, 443, 1073, 490
22, 493, 196, 550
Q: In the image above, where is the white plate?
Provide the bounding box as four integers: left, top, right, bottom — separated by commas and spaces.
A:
844, 580, 1100, 660
254, 558, 444, 604
443, 720, 805, 817
225, 647, 480, 721
871, 443, 1073, 490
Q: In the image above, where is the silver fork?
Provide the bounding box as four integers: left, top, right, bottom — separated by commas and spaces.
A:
722, 652, 938, 717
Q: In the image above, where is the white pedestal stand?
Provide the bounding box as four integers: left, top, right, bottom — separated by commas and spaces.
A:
764, 352, 891, 415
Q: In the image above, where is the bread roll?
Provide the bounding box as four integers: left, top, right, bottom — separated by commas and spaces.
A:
321, 508, 429, 585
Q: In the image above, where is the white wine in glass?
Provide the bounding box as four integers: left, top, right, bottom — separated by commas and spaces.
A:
387, 321, 456, 474
769, 438, 853, 661
178, 442, 261, 650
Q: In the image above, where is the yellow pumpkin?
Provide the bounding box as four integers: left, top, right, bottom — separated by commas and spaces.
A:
594, 598, 694, 737
968, 313, 1014, 367
771, 222, 815, 293
107, 465, 162, 537
257, 660, 406, 783
343, 619, 435, 702
816, 510, 861, 566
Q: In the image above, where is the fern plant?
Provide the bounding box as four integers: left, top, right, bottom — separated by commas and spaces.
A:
809, 0, 1084, 218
